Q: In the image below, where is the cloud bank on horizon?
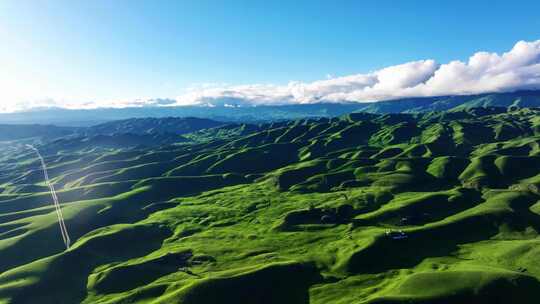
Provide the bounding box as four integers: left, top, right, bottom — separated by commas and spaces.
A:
175, 39, 540, 107
3, 39, 540, 112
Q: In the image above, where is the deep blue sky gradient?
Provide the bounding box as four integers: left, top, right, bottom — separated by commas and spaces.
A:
1, 0, 539, 102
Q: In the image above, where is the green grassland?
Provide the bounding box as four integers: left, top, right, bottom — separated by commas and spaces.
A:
0, 107, 540, 303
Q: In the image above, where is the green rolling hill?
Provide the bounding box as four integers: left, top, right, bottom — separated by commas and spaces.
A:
0, 107, 540, 303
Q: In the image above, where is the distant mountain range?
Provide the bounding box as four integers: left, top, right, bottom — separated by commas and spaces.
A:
0, 103, 365, 126
0, 124, 74, 141
1, 90, 539, 126
0, 117, 229, 148
357, 90, 540, 114
82, 117, 226, 136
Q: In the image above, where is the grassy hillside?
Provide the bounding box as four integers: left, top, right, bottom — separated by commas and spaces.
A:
0, 103, 368, 126
0, 108, 540, 303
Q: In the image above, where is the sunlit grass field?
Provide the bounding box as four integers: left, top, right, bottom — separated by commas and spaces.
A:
0, 108, 540, 303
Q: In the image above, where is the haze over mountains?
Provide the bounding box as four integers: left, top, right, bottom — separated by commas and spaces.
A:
0, 117, 229, 146
2, 90, 540, 126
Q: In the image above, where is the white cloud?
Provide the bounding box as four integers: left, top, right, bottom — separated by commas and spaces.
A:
171, 39, 540, 106
2, 39, 540, 112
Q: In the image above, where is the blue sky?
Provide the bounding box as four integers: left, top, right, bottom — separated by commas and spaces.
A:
0, 0, 539, 111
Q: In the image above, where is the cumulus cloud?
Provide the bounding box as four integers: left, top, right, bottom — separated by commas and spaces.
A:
172, 39, 540, 106
2, 39, 540, 112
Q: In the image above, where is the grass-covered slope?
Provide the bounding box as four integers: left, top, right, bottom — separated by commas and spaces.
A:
0, 108, 540, 303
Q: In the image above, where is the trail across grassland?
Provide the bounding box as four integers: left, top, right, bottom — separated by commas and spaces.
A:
26, 145, 71, 249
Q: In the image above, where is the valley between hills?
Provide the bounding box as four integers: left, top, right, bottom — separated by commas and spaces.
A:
1, 106, 540, 303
